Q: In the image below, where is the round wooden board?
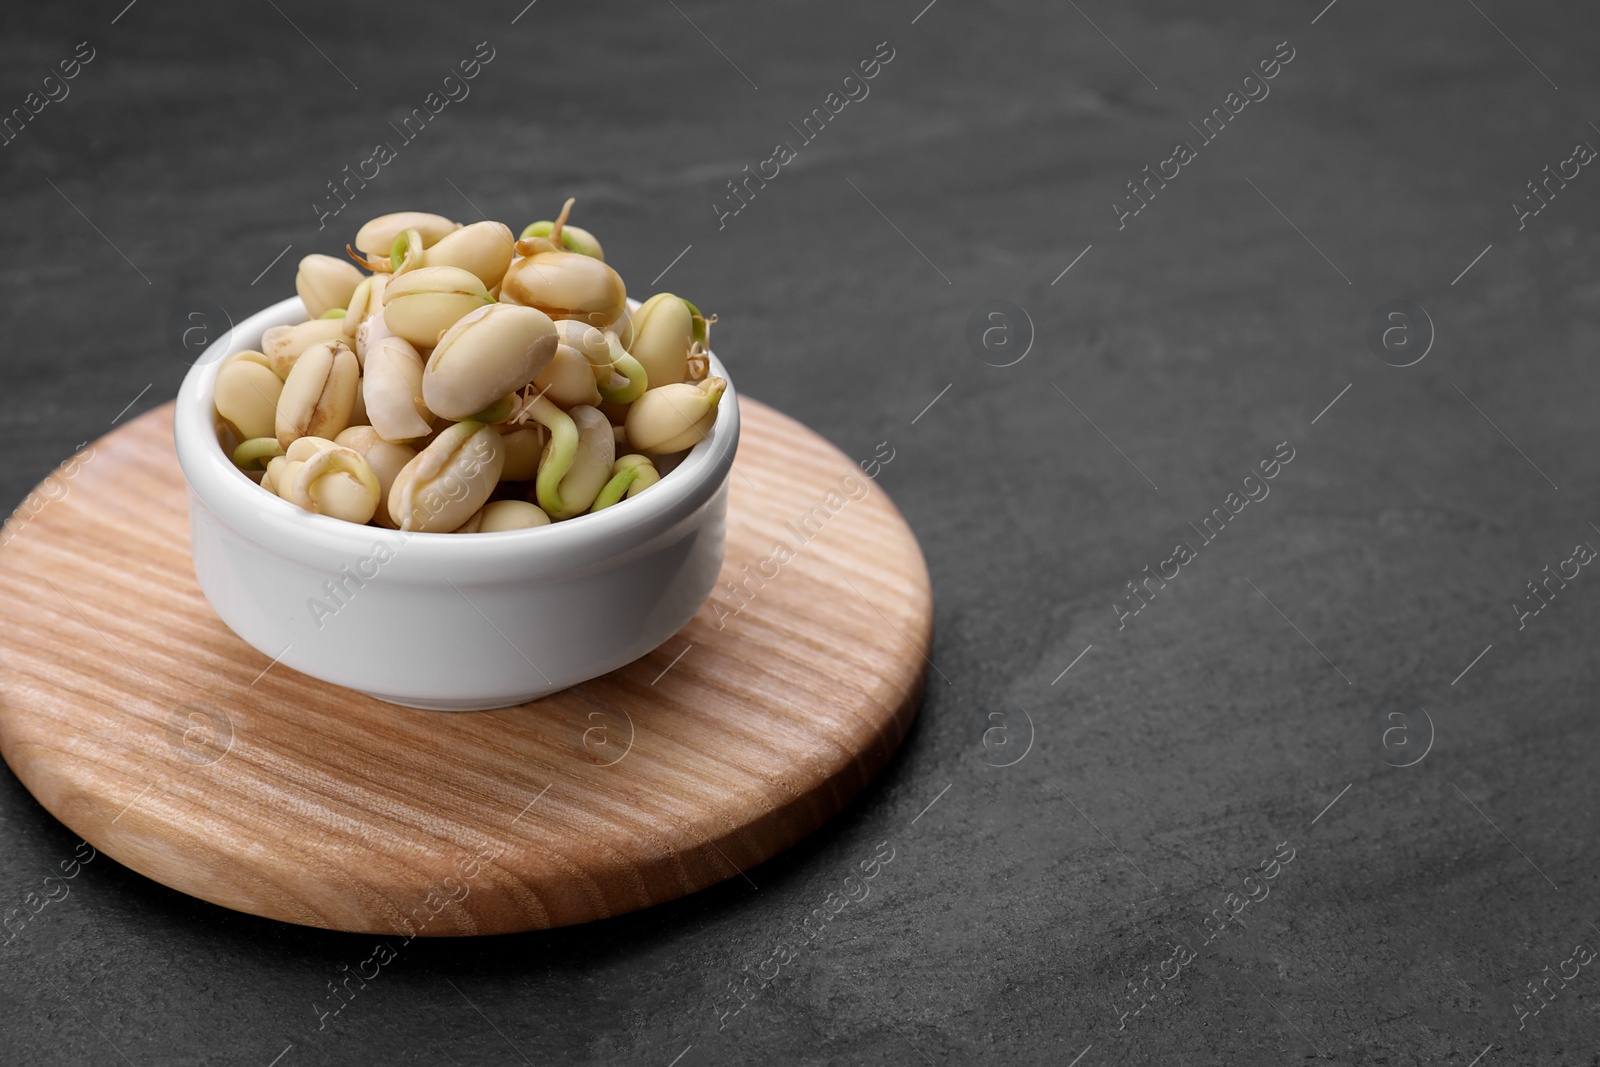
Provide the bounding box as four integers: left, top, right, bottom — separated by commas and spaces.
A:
0, 398, 930, 936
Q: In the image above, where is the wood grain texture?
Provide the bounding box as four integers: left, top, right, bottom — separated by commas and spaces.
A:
0, 398, 930, 935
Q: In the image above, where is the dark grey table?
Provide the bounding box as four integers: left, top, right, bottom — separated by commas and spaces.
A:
3, 1, 1597, 1063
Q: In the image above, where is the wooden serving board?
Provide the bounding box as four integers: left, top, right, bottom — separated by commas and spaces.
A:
0, 398, 930, 935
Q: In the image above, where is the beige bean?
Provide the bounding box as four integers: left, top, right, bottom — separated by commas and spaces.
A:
388, 421, 505, 532
285, 435, 340, 462
343, 278, 370, 341
623, 293, 694, 388
551, 320, 647, 402
343, 273, 389, 347
349, 378, 368, 428
455, 499, 551, 533
382, 265, 494, 348
497, 424, 547, 482
275, 341, 360, 447
500, 248, 627, 327
280, 441, 381, 524
296, 254, 365, 320
554, 319, 616, 385
503, 201, 621, 325
532, 339, 602, 407
625, 377, 726, 454
353, 212, 460, 257
335, 426, 418, 529
422, 220, 515, 289
261, 318, 348, 379
273, 459, 302, 499
354, 305, 394, 367
215, 352, 284, 440
423, 303, 557, 420
261, 455, 288, 495
363, 335, 434, 442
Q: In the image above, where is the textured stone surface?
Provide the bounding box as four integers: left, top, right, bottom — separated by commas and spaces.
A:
2, 1, 1598, 1064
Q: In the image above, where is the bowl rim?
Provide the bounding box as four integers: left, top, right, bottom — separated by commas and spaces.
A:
174, 295, 739, 568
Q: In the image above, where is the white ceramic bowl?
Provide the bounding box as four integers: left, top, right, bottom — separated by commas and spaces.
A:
174, 296, 738, 711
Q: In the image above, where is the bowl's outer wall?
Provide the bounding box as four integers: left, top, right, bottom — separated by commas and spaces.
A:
187, 484, 729, 708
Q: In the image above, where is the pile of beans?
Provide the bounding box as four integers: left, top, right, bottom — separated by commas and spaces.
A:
213, 201, 724, 533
